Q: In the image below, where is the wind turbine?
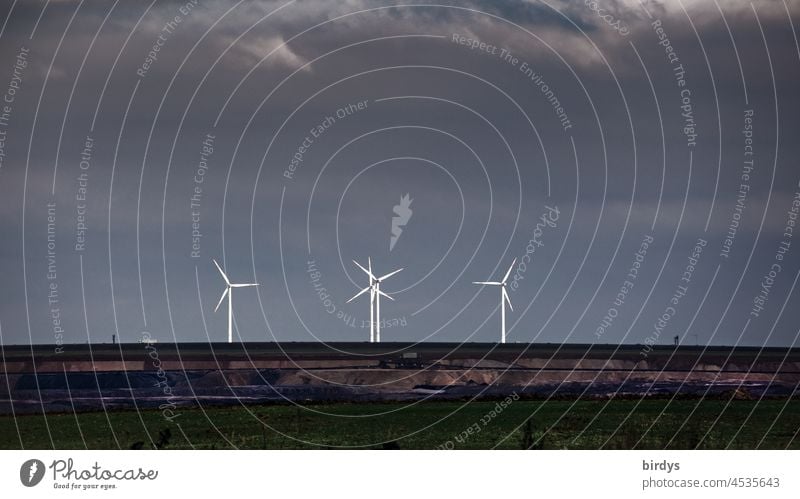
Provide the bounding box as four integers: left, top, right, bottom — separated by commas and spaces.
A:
473, 258, 516, 343
348, 258, 375, 342
213, 259, 258, 343
347, 258, 402, 342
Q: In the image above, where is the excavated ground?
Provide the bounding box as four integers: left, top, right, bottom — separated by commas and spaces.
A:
1, 342, 798, 413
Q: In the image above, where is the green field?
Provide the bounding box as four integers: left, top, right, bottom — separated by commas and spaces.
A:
1, 399, 798, 449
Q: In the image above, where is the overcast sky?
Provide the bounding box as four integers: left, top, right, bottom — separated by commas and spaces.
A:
0, 0, 798, 347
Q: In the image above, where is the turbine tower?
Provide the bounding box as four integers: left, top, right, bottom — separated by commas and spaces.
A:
347, 258, 402, 342
473, 258, 516, 343
213, 259, 259, 343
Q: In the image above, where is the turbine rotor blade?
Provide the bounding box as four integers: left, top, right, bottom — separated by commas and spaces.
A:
378, 268, 403, 281
353, 260, 376, 280
377, 289, 394, 301
347, 286, 371, 303
214, 287, 229, 312
502, 287, 513, 311
502, 258, 517, 284
231, 283, 259, 288
473, 281, 501, 285
213, 259, 231, 286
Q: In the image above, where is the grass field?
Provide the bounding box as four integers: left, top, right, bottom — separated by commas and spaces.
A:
1, 398, 798, 450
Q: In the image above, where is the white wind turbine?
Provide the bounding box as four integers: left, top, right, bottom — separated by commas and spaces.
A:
473, 258, 516, 343
347, 258, 403, 342
213, 259, 259, 343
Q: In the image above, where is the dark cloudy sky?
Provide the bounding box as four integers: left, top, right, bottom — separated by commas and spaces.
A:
0, 0, 798, 347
